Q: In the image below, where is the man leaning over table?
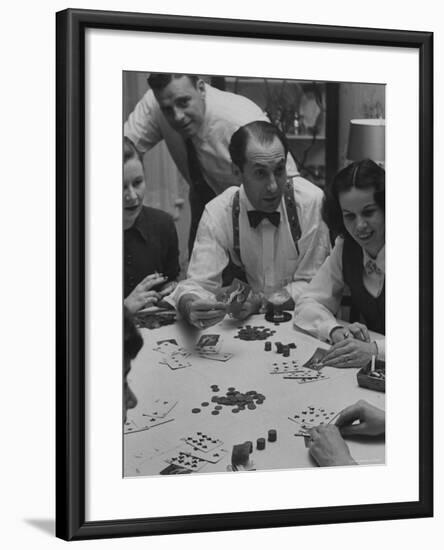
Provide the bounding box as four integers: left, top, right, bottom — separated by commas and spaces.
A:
167, 120, 331, 329
124, 73, 299, 254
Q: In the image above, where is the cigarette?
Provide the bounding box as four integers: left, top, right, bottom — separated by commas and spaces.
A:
370, 355, 376, 372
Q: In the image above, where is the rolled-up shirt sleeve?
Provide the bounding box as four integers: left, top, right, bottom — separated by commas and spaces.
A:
293, 238, 345, 341
124, 90, 163, 153
168, 207, 231, 308
285, 222, 331, 303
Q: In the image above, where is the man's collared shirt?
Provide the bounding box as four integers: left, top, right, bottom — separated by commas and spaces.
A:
168, 178, 330, 306
124, 83, 298, 194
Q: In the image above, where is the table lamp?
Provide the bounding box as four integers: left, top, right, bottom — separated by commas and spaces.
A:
347, 118, 385, 164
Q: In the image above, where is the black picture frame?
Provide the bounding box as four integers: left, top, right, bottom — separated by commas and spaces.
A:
56, 8, 433, 541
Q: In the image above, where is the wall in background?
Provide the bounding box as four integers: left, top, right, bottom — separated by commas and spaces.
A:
338, 83, 386, 168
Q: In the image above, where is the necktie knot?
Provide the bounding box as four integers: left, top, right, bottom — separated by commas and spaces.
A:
365, 259, 382, 276
247, 210, 281, 228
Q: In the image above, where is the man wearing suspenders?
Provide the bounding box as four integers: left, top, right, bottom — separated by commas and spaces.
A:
124, 74, 299, 255
169, 121, 331, 329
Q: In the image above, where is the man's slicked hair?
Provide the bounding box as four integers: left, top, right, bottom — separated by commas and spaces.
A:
229, 120, 289, 171
147, 73, 199, 92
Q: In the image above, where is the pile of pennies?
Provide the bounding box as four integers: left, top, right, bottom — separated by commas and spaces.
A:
234, 325, 275, 341
191, 386, 266, 415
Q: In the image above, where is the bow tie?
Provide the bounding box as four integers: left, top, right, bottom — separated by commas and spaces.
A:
247, 210, 281, 228
365, 259, 383, 276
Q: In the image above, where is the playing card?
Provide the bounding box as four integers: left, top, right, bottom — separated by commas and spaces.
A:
143, 398, 177, 418
302, 347, 329, 371
165, 451, 207, 472
288, 407, 337, 431
156, 338, 178, 346
268, 359, 308, 375
198, 351, 233, 362
123, 419, 139, 434
195, 334, 222, 353
181, 431, 223, 453
154, 341, 191, 358
161, 356, 192, 370
159, 463, 193, 475
293, 372, 330, 383
179, 445, 229, 464
216, 278, 251, 313
124, 414, 175, 434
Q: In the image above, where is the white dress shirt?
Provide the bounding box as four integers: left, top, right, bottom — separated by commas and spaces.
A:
124, 83, 298, 194
293, 237, 385, 359
169, 178, 331, 307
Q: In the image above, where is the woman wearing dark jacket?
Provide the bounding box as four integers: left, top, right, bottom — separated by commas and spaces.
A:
294, 159, 385, 368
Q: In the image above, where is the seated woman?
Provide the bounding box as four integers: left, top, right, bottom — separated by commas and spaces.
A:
294, 159, 385, 367
123, 137, 180, 313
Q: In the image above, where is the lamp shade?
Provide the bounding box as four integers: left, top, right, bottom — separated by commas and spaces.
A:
347, 118, 385, 162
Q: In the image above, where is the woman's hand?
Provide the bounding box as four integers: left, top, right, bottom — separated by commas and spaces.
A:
322, 338, 378, 368
124, 273, 166, 314
330, 326, 350, 343
347, 322, 371, 342
330, 322, 370, 344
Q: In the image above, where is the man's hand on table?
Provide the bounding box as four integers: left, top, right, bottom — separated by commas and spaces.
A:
179, 294, 227, 329
335, 400, 385, 437
308, 425, 356, 467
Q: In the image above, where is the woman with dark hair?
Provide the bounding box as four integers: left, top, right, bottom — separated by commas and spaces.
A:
123, 136, 180, 313
294, 159, 385, 367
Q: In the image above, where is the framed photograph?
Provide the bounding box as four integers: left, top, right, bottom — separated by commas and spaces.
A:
56, 8, 433, 541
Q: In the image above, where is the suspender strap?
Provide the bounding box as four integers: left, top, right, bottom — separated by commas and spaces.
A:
232, 190, 243, 266
284, 179, 301, 255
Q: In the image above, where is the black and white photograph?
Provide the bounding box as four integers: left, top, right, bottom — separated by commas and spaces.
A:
122, 72, 387, 477
54, 7, 432, 540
